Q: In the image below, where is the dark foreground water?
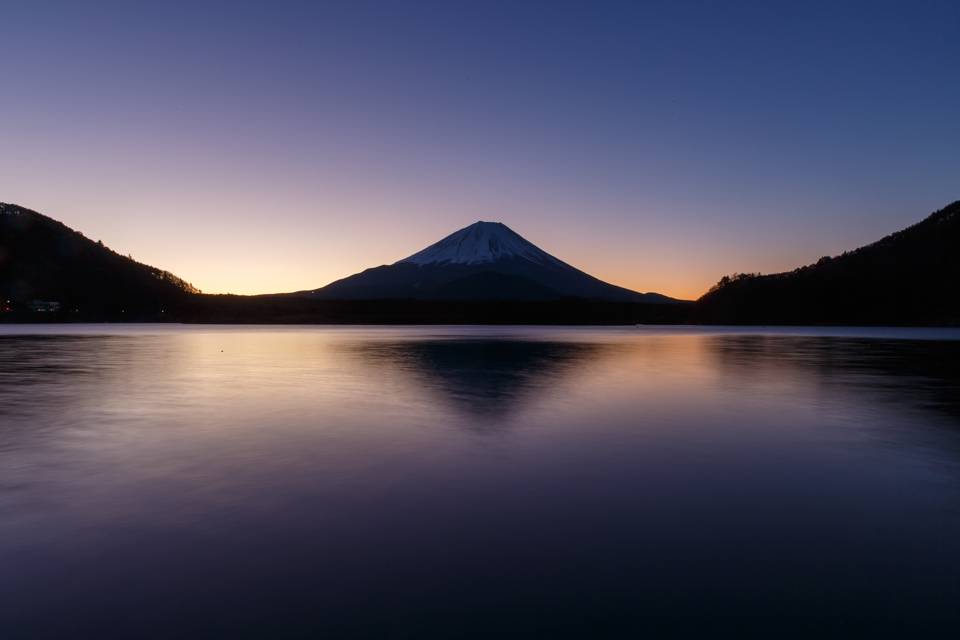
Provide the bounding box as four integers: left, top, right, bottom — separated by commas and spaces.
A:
0, 325, 958, 639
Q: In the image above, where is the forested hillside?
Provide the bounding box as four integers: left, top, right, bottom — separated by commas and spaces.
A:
695, 201, 960, 325
0, 203, 199, 320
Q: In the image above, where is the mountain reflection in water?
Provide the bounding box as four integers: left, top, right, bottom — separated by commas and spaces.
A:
0, 325, 958, 639
352, 339, 602, 420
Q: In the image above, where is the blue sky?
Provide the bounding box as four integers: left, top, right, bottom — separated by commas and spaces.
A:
2, 1, 957, 298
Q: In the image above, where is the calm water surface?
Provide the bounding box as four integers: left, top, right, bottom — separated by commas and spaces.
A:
1, 325, 958, 638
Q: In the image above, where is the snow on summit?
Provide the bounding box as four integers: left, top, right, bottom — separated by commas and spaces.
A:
398, 222, 564, 267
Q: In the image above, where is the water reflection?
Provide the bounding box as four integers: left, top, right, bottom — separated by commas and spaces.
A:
352, 339, 603, 420
706, 335, 960, 421
0, 327, 958, 638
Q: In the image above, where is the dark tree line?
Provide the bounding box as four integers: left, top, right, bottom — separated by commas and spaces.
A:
174, 295, 694, 325
695, 201, 960, 326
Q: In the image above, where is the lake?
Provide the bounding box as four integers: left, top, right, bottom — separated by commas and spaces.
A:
1, 325, 958, 638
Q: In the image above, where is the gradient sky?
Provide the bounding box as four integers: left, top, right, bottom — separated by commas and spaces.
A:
2, 1, 957, 299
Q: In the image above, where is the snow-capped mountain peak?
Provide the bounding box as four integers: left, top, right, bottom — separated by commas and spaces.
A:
397, 221, 564, 267
304, 219, 675, 303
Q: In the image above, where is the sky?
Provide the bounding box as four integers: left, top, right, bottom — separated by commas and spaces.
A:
1, 0, 957, 300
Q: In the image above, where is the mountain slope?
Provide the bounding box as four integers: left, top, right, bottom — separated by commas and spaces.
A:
0, 203, 199, 319
302, 221, 678, 303
695, 201, 960, 325
402, 221, 567, 267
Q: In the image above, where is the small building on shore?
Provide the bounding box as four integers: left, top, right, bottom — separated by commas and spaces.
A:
28, 300, 61, 312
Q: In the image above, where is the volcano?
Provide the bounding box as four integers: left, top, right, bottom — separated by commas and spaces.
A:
298, 222, 678, 302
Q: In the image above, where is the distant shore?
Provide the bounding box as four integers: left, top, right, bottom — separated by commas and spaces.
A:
3, 296, 957, 327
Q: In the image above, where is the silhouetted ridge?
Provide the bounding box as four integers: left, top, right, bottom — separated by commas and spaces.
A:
0, 202, 199, 320
695, 201, 960, 325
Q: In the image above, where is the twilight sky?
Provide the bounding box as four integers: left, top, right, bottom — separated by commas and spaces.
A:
2, 1, 957, 299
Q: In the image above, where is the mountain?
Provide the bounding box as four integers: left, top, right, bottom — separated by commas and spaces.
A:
299, 221, 679, 303
695, 201, 960, 325
8, 198, 954, 326
0, 203, 199, 320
